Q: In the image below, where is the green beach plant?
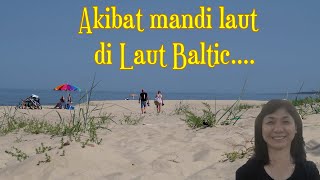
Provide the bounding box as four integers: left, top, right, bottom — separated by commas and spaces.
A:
0, 107, 28, 135
0, 76, 129, 167
5, 146, 29, 162
219, 103, 254, 125
37, 153, 51, 166
173, 101, 190, 115
235, 103, 255, 111
216, 78, 249, 125
181, 78, 252, 129
0, 76, 115, 152
290, 96, 320, 119
220, 147, 253, 162
81, 139, 90, 148
59, 137, 65, 149
182, 102, 216, 129
120, 114, 144, 125
35, 143, 52, 154
220, 136, 254, 162
14, 136, 23, 143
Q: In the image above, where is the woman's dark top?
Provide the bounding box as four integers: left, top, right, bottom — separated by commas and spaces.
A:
236, 159, 320, 180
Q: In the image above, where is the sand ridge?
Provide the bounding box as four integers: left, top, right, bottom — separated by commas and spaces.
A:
0, 100, 319, 180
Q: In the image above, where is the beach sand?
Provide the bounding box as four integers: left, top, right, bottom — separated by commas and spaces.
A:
0, 100, 319, 180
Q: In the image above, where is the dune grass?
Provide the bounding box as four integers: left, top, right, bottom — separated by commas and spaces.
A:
180, 100, 256, 129
37, 153, 51, 166
220, 135, 254, 162
0, 77, 117, 164
290, 96, 320, 119
181, 102, 216, 129
220, 146, 254, 162
5, 146, 29, 162
173, 101, 191, 115
120, 113, 144, 125
35, 143, 52, 154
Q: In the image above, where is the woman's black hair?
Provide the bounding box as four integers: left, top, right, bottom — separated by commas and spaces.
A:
253, 99, 306, 164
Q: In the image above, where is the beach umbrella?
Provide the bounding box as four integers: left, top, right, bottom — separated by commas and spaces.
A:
53, 83, 81, 100
53, 83, 81, 108
54, 83, 81, 92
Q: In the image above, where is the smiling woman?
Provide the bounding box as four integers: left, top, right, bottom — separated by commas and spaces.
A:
236, 99, 320, 180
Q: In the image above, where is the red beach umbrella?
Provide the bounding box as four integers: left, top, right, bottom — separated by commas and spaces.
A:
54, 83, 81, 92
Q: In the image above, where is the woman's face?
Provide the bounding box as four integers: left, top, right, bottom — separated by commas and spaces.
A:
262, 108, 297, 151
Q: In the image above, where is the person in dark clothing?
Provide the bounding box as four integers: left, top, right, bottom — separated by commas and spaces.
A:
54, 96, 65, 109
236, 99, 320, 180
67, 93, 72, 108
237, 158, 319, 180
138, 89, 149, 114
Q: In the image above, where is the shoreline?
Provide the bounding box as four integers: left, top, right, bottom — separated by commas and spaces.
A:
0, 99, 268, 107
0, 89, 313, 106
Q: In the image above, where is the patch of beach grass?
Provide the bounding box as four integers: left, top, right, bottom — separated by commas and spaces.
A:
37, 153, 51, 166
220, 136, 254, 162
220, 147, 253, 162
219, 102, 255, 125
120, 113, 144, 125
289, 82, 320, 118
235, 103, 255, 111
290, 96, 320, 119
5, 146, 29, 162
181, 79, 255, 128
35, 143, 52, 154
181, 101, 255, 128
0, 75, 118, 165
173, 101, 190, 115
182, 102, 217, 129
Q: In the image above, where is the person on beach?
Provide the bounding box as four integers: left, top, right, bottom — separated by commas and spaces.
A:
67, 93, 72, 108
236, 99, 320, 180
54, 96, 65, 109
138, 89, 149, 114
154, 90, 164, 113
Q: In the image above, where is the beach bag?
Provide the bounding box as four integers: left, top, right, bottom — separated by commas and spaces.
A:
155, 97, 162, 103
155, 94, 162, 103
154, 98, 159, 105
67, 105, 75, 110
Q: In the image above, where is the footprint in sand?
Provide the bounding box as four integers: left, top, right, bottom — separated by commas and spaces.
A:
193, 149, 210, 162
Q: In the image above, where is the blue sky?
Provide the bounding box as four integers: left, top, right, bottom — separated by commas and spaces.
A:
1, 1, 319, 93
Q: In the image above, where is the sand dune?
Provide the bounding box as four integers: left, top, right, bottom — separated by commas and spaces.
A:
0, 100, 319, 180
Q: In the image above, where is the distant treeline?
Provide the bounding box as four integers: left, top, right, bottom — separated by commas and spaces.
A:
291, 91, 320, 94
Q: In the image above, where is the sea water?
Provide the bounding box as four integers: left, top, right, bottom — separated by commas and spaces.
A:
0, 88, 313, 106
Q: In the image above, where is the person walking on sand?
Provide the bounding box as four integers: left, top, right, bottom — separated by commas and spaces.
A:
154, 90, 164, 113
138, 89, 149, 114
